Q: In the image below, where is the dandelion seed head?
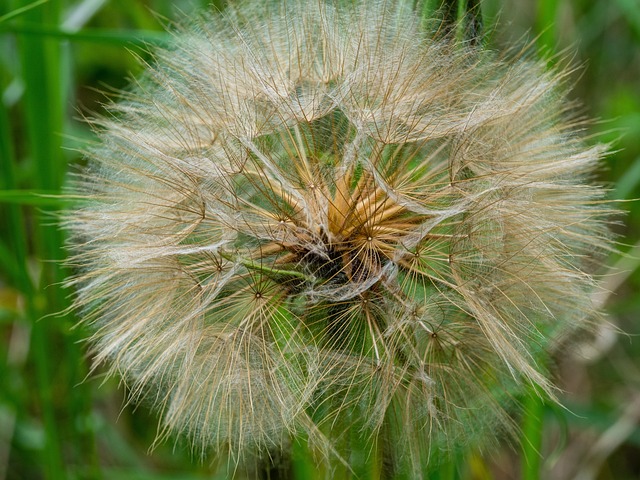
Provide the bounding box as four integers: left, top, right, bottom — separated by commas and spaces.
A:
66, 0, 614, 473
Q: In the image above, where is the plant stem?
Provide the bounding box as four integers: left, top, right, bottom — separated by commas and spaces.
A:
522, 390, 545, 480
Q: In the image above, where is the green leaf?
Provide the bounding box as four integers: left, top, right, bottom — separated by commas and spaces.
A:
0, 23, 170, 46
0, 0, 48, 24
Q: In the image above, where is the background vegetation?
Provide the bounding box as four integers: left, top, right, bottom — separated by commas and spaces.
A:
0, 0, 638, 478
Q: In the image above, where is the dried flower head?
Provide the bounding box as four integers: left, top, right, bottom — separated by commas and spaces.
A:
66, 0, 612, 475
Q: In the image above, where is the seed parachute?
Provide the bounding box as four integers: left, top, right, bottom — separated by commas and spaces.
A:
65, 0, 612, 476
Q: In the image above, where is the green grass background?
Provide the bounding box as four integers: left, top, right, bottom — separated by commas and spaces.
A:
0, 0, 639, 478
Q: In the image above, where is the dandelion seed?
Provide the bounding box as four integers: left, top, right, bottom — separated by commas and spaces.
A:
65, 0, 614, 476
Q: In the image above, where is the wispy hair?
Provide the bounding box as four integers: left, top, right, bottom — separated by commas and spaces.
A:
65, 0, 613, 475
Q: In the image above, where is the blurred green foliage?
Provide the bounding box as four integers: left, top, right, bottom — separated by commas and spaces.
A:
1, 0, 639, 478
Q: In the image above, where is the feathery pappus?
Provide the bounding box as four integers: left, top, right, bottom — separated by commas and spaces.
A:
65, 0, 613, 475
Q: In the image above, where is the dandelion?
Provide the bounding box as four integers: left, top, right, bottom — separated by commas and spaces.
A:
65, 0, 612, 476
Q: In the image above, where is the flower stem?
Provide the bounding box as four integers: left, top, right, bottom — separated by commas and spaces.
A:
522, 389, 545, 480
